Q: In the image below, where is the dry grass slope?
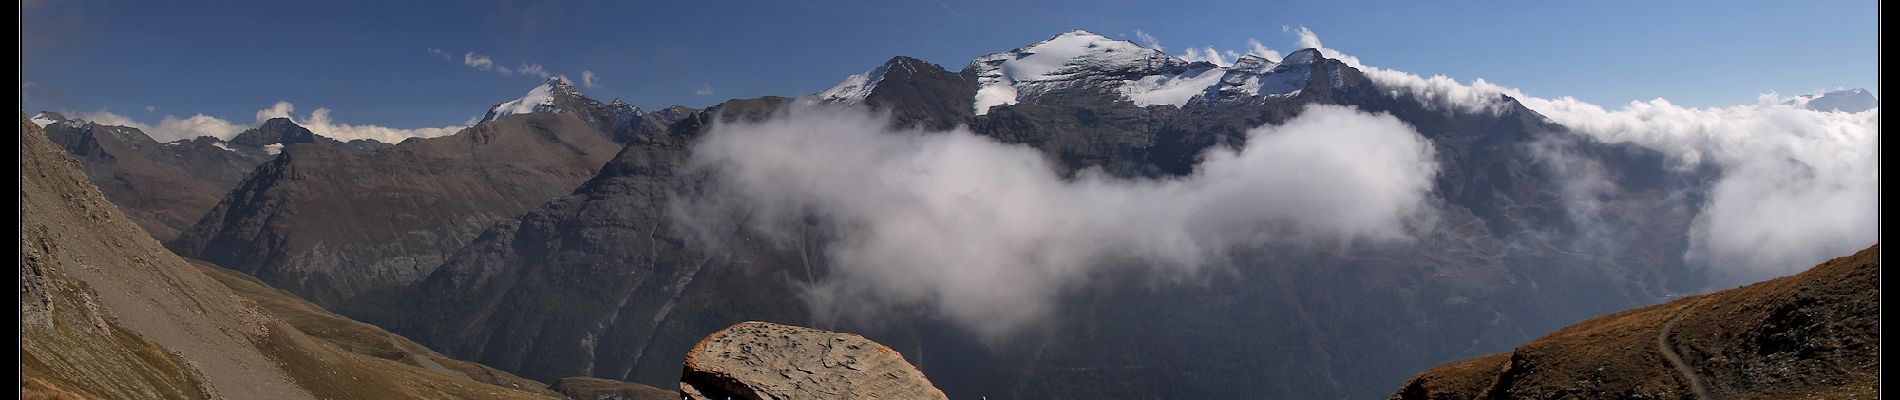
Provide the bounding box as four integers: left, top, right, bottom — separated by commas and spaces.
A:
189, 259, 561, 397
1390, 245, 1879, 400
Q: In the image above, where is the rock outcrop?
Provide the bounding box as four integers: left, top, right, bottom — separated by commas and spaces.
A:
679, 322, 948, 400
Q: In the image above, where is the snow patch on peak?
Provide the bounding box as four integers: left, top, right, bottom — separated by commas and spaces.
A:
212, 141, 236, 153
973, 85, 1020, 114
977, 30, 1161, 84
954, 32, 1351, 112
969, 30, 1196, 114
1121, 66, 1226, 107
812, 64, 891, 105
1279, 48, 1323, 66
30, 114, 57, 128
1230, 55, 1275, 74
486, 80, 562, 121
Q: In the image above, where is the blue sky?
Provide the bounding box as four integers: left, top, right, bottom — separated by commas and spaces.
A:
21, 0, 1877, 130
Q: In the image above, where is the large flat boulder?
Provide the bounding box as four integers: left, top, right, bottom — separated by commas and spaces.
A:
680, 322, 948, 400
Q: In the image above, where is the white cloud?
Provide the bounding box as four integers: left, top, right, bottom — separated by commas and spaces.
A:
255, 101, 296, 122
581, 70, 599, 88
694, 83, 714, 96
1294, 26, 1324, 50
1246, 39, 1283, 63
73, 110, 248, 142
144, 105, 156, 113
463, 51, 497, 71
73, 101, 466, 144
427, 48, 450, 61
676, 104, 1439, 338
295, 106, 465, 143
516, 63, 551, 79
1181, 46, 1230, 67
1134, 29, 1163, 52
1524, 96, 1878, 280
1137, 31, 1282, 67
452, 50, 564, 80
1288, 27, 1879, 280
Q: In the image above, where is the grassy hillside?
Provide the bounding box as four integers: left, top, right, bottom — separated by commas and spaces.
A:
1392, 245, 1879, 399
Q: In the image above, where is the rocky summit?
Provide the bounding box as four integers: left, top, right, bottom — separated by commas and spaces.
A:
680, 322, 949, 400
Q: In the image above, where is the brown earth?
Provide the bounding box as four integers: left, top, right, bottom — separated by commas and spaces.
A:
550, 377, 677, 400
1391, 245, 1880, 400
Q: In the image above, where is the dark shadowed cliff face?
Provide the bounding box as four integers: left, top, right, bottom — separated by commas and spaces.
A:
33, 113, 353, 241
169, 80, 695, 306
352, 40, 1714, 399
1391, 245, 1878, 400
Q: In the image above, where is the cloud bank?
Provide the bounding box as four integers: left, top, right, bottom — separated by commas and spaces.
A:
1291, 27, 1878, 280
74, 110, 249, 142
677, 104, 1439, 337
76, 101, 466, 143
1136, 30, 1284, 67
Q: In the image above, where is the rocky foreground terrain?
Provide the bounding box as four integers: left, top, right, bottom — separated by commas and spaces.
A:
681, 321, 949, 400
1391, 245, 1879, 400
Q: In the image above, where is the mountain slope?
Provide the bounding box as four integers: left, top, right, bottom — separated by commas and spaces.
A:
33, 113, 343, 241
812, 56, 976, 130
187, 259, 559, 397
20, 115, 558, 400
1391, 245, 1879, 400
170, 78, 694, 306
348, 97, 810, 383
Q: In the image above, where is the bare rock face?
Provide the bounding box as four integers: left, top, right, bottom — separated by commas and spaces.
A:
680, 322, 948, 400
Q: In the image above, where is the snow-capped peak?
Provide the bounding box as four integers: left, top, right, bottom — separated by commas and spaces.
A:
966, 30, 1243, 114
1791, 88, 1878, 113
1230, 55, 1275, 74
30, 112, 62, 128
973, 30, 1165, 83
484, 77, 583, 121
811, 63, 891, 105
30, 111, 90, 129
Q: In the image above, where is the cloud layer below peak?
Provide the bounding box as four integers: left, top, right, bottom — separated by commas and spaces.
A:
75, 101, 466, 143
1290, 27, 1878, 281
676, 104, 1440, 338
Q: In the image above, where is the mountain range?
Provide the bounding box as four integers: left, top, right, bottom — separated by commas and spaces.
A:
30, 29, 1877, 399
